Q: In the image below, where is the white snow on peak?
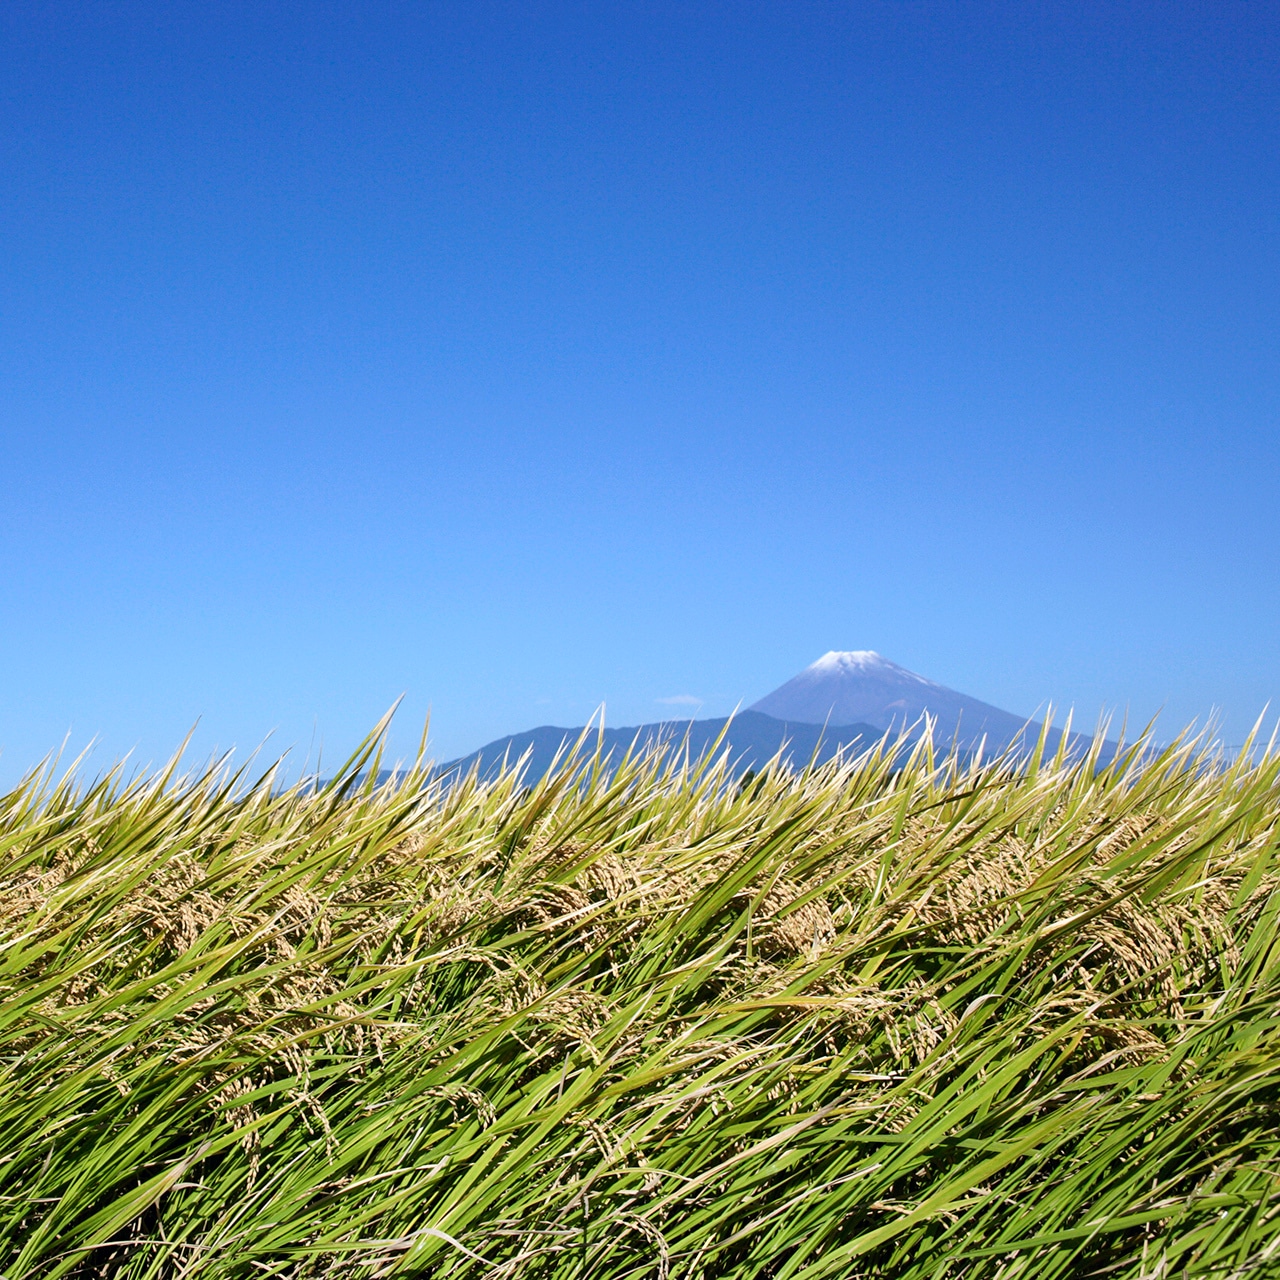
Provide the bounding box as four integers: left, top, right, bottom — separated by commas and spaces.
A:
808, 651, 936, 685
811, 650, 886, 670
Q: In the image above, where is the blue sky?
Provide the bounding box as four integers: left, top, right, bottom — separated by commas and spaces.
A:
1, 2, 1277, 781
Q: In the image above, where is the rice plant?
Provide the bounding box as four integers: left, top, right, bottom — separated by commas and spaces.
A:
3, 715, 1280, 1278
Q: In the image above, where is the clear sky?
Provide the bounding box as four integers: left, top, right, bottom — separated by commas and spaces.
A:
1, 2, 1277, 782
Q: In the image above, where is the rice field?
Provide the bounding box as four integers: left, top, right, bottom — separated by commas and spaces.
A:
4, 717, 1280, 1278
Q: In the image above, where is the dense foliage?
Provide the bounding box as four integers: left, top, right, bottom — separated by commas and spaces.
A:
4, 719, 1280, 1278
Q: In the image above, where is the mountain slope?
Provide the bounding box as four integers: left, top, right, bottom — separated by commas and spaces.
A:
436, 710, 881, 783
750, 650, 1068, 754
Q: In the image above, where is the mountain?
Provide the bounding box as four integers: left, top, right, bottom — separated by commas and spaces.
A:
436, 711, 881, 784
427, 651, 1113, 787
750, 650, 1069, 755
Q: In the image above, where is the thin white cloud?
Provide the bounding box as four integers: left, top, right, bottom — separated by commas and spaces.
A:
656, 694, 702, 707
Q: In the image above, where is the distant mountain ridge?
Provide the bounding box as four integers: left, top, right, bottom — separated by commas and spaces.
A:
435, 711, 881, 783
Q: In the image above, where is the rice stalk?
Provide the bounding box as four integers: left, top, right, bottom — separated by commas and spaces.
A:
0, 720, 1277, 1277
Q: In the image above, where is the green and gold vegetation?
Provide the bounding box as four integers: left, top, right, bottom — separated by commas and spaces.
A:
4, 715, 1280, 1278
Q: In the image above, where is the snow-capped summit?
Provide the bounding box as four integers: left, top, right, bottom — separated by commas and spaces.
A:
749, 651, 1039, 752
806, 650, 936, 683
